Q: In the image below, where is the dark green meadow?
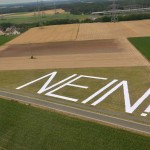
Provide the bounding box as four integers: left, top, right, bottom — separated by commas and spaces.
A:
0, 98, 149, 150
0, 35, 17, 46
128, 37, 150, 61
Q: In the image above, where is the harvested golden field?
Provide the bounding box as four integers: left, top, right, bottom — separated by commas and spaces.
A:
9, 24, 79, 44
18, 9, 65, 17
28, 9, 65, 16
77, 20, 150, 41
1, 20, 149, 70
4, 9, 65, 17
8, 20, 150, 45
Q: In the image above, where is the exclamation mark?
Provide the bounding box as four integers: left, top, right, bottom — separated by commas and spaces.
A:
141, 105, 150, 117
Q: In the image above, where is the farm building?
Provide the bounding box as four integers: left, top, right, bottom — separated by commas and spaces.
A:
5, 26, 20, 35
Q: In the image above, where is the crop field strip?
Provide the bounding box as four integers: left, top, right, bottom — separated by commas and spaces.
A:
0, 14, 89, 25
3, 9, 65, 18
77, 20, 150, 41
128, 37, 150, 61
0, 98, 149, 150
8, 24, 79, 44
7, 20, 150, 44
0, 38, 149, 70
0, 35, 17, 46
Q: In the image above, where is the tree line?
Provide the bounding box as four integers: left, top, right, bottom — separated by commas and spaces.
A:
1, 0, 150, 15
0, 13, 150, 32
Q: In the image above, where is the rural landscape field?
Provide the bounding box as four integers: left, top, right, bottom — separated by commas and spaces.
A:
0, 8, 89, 25
0, 0, 150, 149
0, 20, 150, 70
0, 97, 150, 150
0, 20, 149, 123
0, 20, 150, 149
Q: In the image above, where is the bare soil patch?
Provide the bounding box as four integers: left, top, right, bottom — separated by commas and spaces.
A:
0, 40, 121, 57
0, 38, 149, 70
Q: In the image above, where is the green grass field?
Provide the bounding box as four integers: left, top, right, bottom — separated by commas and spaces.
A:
0, 98, 149, 150
0, 35, 17, 46
128, 37, 150, 61
0, 13, 89, 24
0, 67, 149, 119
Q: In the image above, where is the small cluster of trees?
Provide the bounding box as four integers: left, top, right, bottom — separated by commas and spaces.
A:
0, 19, 80, 32
118, 13, 150, 21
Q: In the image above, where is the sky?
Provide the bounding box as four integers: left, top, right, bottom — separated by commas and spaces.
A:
0, 0, 57, 5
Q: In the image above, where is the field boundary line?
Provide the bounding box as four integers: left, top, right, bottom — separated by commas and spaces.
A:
75, 23, 80, 40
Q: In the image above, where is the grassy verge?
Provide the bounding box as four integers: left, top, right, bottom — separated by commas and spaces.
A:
0, 67, 149, 119
0, 35, 17, 46
128, 37, 150, 61
0, 98, 149, 150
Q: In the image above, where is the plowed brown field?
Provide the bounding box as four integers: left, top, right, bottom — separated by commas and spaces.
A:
0, 38, 149, 70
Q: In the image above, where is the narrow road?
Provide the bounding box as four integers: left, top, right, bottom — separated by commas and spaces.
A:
0, 90, 149, 136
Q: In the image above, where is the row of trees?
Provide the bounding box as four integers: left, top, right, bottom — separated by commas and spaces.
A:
94, 13, 150, 22
59, 0, 150, 15
59, 2, 111, 15
0, 19, 80, 32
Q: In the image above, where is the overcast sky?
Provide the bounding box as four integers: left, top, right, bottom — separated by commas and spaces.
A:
0, 0, 56, 5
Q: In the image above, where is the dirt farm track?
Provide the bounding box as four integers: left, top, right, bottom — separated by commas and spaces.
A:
0, 20, 150, 70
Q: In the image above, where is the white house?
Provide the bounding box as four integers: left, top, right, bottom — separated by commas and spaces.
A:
5, 26, 20, 35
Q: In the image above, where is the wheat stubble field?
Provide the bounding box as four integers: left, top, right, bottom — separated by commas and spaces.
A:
0, 20, 150, 70
8, 20, 150, 44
